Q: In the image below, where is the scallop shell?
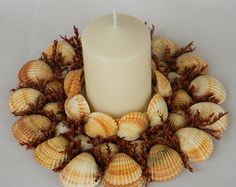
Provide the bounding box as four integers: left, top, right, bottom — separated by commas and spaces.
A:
188, 102, 228, 134
65, 94, 90, 121
188, 75, 226, 104
99, 143, 119, 158
34, 136, 69, 170
64, 69, 85, 98
103, 153, 143, 187
77, 135, 93, 151
84, 112, 118, 139
147, 93, 168, 127
171, 89, 193, 110
176, 127, 213, 162
8, 88, 44, 115
44, 80, 64, 97
168, 110, 187, 131
18, 60, 53, 87
59, 152, 100, 187
42, 102, 63, 120
44, 40, 76, 65
152, 37, 177, 60
176, 53, 208, 75
148, 144, 184, 181
154, 70, 172, 98
12, 115, 53, 147
55, 122, 69, 136
117, 112, 149, 141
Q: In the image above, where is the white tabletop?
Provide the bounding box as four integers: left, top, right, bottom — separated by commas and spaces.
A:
0, 0, 236, 187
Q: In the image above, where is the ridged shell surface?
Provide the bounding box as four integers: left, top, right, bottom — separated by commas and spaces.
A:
154, 70, 172, 98
168, 110, 187, 131
171, 89, 193, 110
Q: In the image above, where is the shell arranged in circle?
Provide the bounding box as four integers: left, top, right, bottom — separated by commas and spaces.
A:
171, 89, 193, 110
168, 110, 187, 131
42, 102, 63, 120
188, 75, 226, 104
34, 136, 69, 170
147, 93, 168, 127
176, 53, 208, 75
154, 70, 172, 98
117, 112, 149, 141
59, 152, 100, 187
103, 153, 143, 187
96, 143, 119, 159
176, 127, 213, 162
64, 69, 84, 98
65, 94, 90, 121
12, 115, 53, 147
44, 80, 64, 97
84, 112, 118, 139
148, 144, 184, 181
18, 60, 53, 87
8, 88, 44, 115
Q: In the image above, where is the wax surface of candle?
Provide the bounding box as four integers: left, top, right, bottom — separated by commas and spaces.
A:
82, 13, 151, 117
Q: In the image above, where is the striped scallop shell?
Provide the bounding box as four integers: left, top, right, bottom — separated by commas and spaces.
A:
117, 112, 149, 141
176, 53, 208, 75
188, 102, 228, 134
34, 136, 69, 170
168, 110, 187, 131
98, 143, 119, 159
12, 115, 52, 147
77, 135, 93, 151
18, 60, 53, 87
64, 69, 85, 98
44, 40, 76, 65
176, 127, 213, 162
44, 80, 64, 96
171, 89, 193, 110
42, 102, 63, 120
55, 122, 69, 136
103, 153, 143, 187
188, 75, 226, 104
8, 88, 44, 115
154, 70, 172, 98
65, 94, 90, 121
152, 37, 177, 60
148, 144, 184, 181
147, 93, 168, 127
84, 112, 118, 139
59, 152, 100, 187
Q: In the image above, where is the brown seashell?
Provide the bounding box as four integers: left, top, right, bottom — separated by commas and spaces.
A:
34, 136, 69, 170
8, 88, 44, 115
167, 72, 180, 84
176, 127, 213, 162
59, 152, 100, 187
64, 94, 90, 121
148, 144, 184, 181
98, 143, 119, 159
18, 60, 53, 87
188, 75, 226, 104
130, 140, 146, 155
103, 153, 143, 187
12, 115, 53, 148
168, 110, 187, 131
64, 69, 85, 98
42, 102, 63, 120
44, 80, 64, 100
154, 70, 172, 98
84, 112, 118, 139
117, 112, 149, 141
171, 89, 193, 110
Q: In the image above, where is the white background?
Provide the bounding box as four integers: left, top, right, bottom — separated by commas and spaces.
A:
0, 0, 236, 186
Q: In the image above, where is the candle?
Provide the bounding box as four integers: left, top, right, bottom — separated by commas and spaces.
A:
82, 13, 151, 117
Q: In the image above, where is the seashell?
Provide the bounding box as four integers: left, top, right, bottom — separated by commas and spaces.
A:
188, 102, 228, 135
44, 80, 64, 97
12, 115, 53, 147
34, 136, 70, 170
97, 143, 119, 159
103, 153, 143, 187
147, 93, 168, 127
148, 144, 184, 181
55, 122, 69, 136
176, 53, 208, 75
42, 102, 63, 120
64, 94, 90, 121
167, 72, 180, 84
117, 112, 149, 141
8, 88, 44, 115
130, 140, 146, 155
84, 112, 118, 139
154, 70, 172, 98
44, 40, 76, 65
59, 152, 100, 187
77, 135, 93, 151
64, 69, 85, 98
18, 60, 53, 87
171, 89, 193, 110
152, 37, 177, 60
176, 127, 213, 162
168, 110, 187, 131
188, 75, 226, 104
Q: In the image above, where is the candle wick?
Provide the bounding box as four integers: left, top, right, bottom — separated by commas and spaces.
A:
113, 11, 117, 29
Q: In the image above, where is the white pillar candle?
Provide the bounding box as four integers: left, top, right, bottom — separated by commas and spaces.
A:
82, 13, 151, 117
